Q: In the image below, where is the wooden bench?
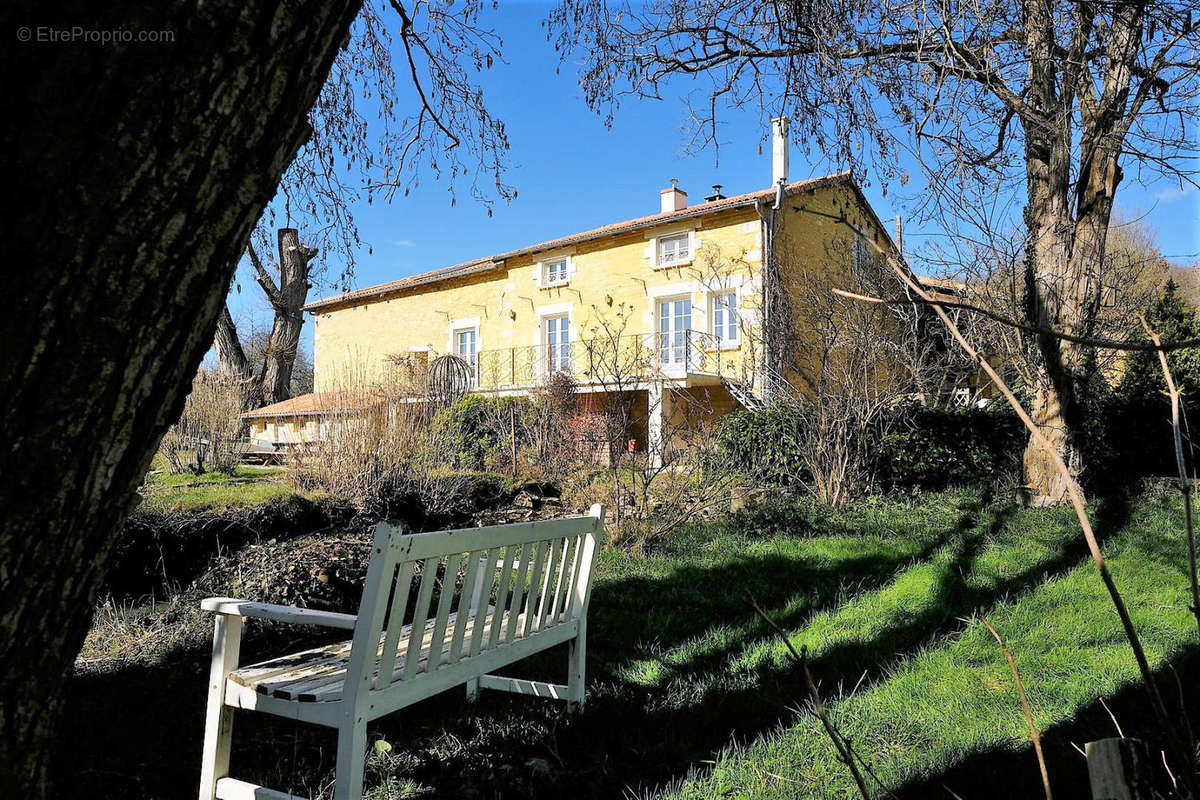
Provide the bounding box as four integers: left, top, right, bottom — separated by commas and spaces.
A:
198, 505, 605, 800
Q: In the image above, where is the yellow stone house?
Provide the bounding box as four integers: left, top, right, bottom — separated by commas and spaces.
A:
248, 119, 900, 461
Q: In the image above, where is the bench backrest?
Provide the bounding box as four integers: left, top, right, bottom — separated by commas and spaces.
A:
343, 504, 605, 696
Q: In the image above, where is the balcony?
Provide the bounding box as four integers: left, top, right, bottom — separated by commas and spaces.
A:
473, 329, 752, 391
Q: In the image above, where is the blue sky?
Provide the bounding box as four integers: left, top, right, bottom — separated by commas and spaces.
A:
226, 2, 1200, 357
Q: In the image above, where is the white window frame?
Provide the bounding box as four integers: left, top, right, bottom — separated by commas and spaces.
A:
656, 294, 693, 368
655, 232, 692, 269
447, 317, 480, 384
646, 226, 700, 270
542, 313, 572, 375
535, 251, 575, 289
710, 290, 740, 348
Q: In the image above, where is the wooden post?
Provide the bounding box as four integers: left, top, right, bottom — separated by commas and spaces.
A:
199, 614, 242, 800
1086, 738, 1152, 800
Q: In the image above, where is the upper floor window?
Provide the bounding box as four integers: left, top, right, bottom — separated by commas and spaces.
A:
454, 327, 478, 372
656, 233, 690, 268
712, 291, 738, 343
543, 257, 569, 286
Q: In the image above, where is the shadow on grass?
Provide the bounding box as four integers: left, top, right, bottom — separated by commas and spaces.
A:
893, 643, 1200, 800
57, 492, 1140, 799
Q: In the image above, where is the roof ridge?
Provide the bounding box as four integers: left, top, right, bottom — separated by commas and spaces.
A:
305, 171, 853, 312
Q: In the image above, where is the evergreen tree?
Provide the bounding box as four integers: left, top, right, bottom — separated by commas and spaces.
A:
1120, 279, 1200, 404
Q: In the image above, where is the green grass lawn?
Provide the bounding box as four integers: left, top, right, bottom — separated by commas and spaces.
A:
63, 488, 1199, 799
138, 465, 316, 513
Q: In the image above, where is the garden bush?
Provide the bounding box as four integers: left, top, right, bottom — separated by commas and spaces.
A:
876, 402, 1023, 491
715, 402, 810, 486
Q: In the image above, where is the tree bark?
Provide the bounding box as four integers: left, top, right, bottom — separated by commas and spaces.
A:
0, 1, 361, 795
214, 303, 263, 409
254, 229, 317, 406
1018, 0, 1140, 504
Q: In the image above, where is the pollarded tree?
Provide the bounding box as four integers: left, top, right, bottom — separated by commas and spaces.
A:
548, 0, 1200, 504
0, 0, 510, 794
215, 0, 512, 407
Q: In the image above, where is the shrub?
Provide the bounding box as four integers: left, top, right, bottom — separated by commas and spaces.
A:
429, 394, 505, 470
158, 367, 246, 475
715, 402, 810, 486
876, 402, 1023, 491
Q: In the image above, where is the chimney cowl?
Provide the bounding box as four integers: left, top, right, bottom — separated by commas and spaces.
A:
660, 180, 687, 213
705, 184, 726, 202
771, 117, 790, 186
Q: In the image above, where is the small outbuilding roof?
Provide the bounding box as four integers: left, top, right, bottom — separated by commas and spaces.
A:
241, 391, 382, 419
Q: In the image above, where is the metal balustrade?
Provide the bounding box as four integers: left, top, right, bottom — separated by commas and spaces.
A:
469, 329, 749, 391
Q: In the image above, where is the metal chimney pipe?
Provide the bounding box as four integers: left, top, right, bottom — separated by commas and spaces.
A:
771, 117, 789, 186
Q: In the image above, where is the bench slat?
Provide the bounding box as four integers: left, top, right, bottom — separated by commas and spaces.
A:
535, 537, 563, 632
469, 548, 500, 658
504, 543, 533, 644
402, 557, 438, 681
523, 540, 550, 637
373, 560, 414, 690
447, 549, 483, 664
392, 516, 596, 561
488, 544, 516, 650
427, 553, 460, 672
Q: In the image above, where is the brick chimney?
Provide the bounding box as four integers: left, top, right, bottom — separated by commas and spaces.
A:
660, 179, 687, 213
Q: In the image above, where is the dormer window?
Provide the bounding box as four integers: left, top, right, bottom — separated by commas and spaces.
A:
539, 255, 571, 288
657, 233, 690, 267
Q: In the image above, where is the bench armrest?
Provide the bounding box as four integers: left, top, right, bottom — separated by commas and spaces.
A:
200, 597, 358, 630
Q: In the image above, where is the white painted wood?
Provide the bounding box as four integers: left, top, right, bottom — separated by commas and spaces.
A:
564, 528, 588, 622
504, 543, 533, 643
214, 777, 308, 800
401, 558, 438, 681
373, 560, 414, 689
427, 553, 460, 672
394, 515, 596, 561
488, 544, 517, 649
546, 535, 573, 627
200, 614, 242, 800
469, 550, 500, 657
449, 549, 483, 663
477, 675, 569, 699
522, 540, 550, 637
535, 537, 563, 632
198, 508, 605, 800
200, 598, 357, 630
333, 720, 368, 800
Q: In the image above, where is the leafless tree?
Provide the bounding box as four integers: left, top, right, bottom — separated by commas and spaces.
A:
549, 0, 1200, 504
2, 3, 365, 793
2, 0, 514, 791
782, 239, 914, 504
215, 0, 514, 404
158, 368, 246, 475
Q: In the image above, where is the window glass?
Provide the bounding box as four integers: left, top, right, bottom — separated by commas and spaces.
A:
544, 258, 568, 284
545, 315, 571, 372
713, 292, 738, 342
657, 233, 690, 265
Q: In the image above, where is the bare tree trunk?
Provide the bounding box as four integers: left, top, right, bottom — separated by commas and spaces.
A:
214, 303, 262, 409
0, 2, 361, 795
249, 229, 317, 406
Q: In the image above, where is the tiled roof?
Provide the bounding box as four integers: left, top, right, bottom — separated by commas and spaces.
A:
304, 172, 855, 312
241, 391, 382, 419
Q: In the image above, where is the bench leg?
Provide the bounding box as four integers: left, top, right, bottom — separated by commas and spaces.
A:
199, 614, 242, 800
567, 622, 586, 714
465, 677, 480, 703
333, 718, 368, 800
